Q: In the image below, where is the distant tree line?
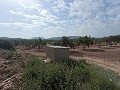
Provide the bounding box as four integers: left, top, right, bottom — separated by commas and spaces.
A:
0, 34, 119, 50
51, 34, 120, 50
13, 38, 47, 50
50, 36, 94, 50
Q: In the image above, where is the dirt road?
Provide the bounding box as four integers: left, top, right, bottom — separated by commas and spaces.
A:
71, 56, 120, 75
70, 46, 120, 75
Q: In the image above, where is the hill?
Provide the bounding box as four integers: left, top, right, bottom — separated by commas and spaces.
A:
0, 37, 9, 39
31, 37, 44, 40
48, 36, 81, 40
0, 37, 22, 40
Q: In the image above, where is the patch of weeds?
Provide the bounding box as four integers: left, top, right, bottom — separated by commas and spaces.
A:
20, 56, 120, 90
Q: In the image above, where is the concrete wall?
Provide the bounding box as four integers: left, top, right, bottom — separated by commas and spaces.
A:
46, 46, 69, 62
54, 48, 69, 61
46, 46, 55, 61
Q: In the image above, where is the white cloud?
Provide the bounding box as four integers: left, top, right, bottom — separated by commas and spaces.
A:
23, 14, 39, 19
9, 10, 39, 20
16, 0, 41, 9
40, 9, 48, 16
52, 0, 68, 12
67, 0, 120, 29
45, 0, 50, 2
9, 10, 22, 15
0, 0, 120, 38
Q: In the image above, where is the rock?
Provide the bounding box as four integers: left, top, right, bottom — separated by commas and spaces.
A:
44, 58, 52, 63
19, 57, 23, 59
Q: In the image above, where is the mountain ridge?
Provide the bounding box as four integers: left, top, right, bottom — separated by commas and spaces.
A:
0, 36, 82, 40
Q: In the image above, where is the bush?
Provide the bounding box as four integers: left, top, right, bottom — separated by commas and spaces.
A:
21, 57, 120, 90
0, 40, 15, 50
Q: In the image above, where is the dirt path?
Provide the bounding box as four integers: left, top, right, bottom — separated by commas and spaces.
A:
71, 56, 120, 75
70, 46, 120, 75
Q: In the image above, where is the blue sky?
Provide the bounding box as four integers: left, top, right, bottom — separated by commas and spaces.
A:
0, 0, 120, 38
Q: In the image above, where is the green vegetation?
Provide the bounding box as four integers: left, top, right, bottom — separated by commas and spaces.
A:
0, 39, 15, 50
21, 56, 120, 90
1, 34, 119, 51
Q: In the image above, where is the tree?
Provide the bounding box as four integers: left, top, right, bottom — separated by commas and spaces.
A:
61, 36, 75, 49
61, 36, 69, 47
68, 39, 75, 49
83, 36, 90, 48
53, 40, 62, 46
33, 39, 39, 48
38, 38, 43, 50
74, 39, 81, 48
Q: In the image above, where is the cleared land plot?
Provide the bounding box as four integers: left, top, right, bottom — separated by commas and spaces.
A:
17, 45, 120, 74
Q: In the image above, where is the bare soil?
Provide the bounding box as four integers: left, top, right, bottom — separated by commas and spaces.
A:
70, 45, 120, 74
0, 50, 25, 90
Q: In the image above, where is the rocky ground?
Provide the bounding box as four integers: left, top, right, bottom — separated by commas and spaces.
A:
0, 49, 25, 90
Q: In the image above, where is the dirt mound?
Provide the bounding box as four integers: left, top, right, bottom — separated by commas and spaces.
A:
84, 49, 105, 52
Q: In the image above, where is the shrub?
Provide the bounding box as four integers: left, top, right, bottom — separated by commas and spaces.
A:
21, 57, 120, 90
0, 40, 15, 50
